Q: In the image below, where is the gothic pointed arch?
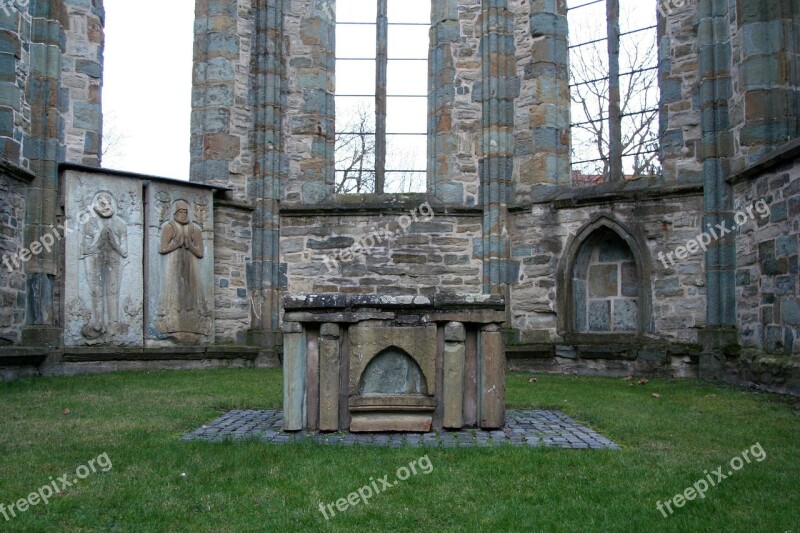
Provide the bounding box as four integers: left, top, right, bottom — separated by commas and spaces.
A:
557, 215, 653, 336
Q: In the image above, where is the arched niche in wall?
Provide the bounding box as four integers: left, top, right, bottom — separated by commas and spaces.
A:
359, 346, 429, 396
557, 215, 653, 337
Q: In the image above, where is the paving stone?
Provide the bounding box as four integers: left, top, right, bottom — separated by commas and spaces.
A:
182, 409, 620, 450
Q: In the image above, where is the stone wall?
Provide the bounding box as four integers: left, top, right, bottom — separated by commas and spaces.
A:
282, 201, 483, 296
513, 0, 571, 196
0, 167, 30, 345
732, 146, 800, 355
509, 186, 707, 344
213, 201, 253, 344
429, 0, 482, 204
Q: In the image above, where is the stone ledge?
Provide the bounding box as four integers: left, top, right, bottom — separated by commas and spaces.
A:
718, 352, 800, 397
0, 161, 36, 183
283, 293, 506, 311
281, 195, 483, 217
727, 138, 800, 185
529, 178, 704, 209
506, 344, 557, 359
0, 347, 49, 366
62, 347, 260, 363
59, 163, 231, 192
506, 339, 702, 363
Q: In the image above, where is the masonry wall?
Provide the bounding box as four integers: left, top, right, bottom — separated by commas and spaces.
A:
733, 155, 800, 355
0, 171, 28, 345
509, 191, 707, 345
429, 0, 482, 204
281, 0, 333, 204
213, 202, 254, 344
282, 205, 482, 296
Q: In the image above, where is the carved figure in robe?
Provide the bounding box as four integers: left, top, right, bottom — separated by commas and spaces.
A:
81, 191, 128, 340
157, 200, 208, 339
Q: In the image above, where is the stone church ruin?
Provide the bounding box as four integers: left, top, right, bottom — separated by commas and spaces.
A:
0, 0, 798, 410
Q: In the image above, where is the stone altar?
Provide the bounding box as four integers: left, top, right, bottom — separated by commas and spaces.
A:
282, 294, 506, 432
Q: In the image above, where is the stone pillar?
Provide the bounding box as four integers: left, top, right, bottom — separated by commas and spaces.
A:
282, 321, 306, 431
525, 0, 570, 193
22, 0, 65, 345
428, 0, 459, 200
282, 0, 335, 204
63, 0, 104, 166
192, 0, 283, 353
658, 0, 703, 182
698, 0, 736, 364
731, 0, 800, 171
318, 323, 341, 432
0, 6, 30, 166
190, 0, 252, 191
443, 322, 465, 429
305, 327, 319, 430
479, 323, 505, 429
249, 0, 286, 353
480, 0, 516, 297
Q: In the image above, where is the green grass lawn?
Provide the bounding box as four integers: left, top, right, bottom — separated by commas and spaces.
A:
0, 369, 798, 532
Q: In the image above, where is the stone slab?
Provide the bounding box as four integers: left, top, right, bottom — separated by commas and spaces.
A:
479, 327, 505, 429
145, 183, 214, 347
319, 336, 341, 432
349, 413, 433, 433
443, 341, 465, 429
283, 330, 307, 431
306, 329, 320, 431
348, 325, 437, 396
64, 170, 144, 347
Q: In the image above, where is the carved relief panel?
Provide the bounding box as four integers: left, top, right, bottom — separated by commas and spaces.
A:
64, 171, 145, 346
146, 184, 215, 346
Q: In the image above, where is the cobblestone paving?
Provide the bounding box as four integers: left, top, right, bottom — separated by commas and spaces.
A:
182, 410, 620, 449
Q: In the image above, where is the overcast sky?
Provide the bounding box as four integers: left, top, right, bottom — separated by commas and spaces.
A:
102, 0, 194, 180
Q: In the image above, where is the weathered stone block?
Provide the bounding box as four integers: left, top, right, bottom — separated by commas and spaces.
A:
319, 333, 340, 432
479, 325, 505, 429
349, 325, 437, 396
443, 341, 465, 429
283, 330, 307, 431
445, 321, 466, 342
589, 264, 618, 298
588, 301, 611, 332
613, 300, 638, 332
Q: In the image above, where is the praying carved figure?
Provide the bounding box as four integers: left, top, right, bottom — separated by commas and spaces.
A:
156, 200, 209, 341
81, 191, 128, 340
